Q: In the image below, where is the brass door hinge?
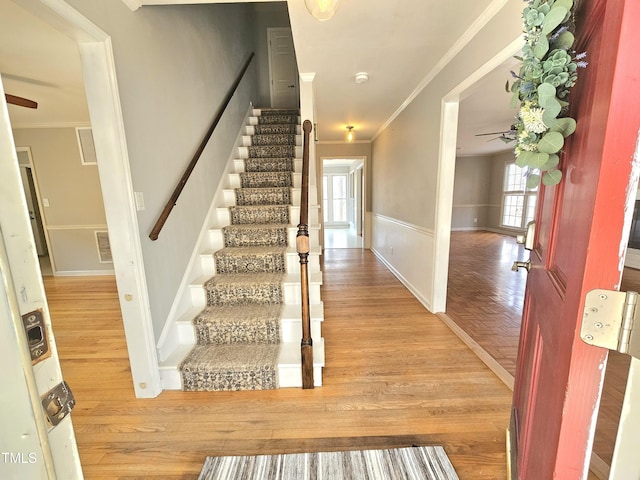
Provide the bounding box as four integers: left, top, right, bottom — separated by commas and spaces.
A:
581, 289, 640, 359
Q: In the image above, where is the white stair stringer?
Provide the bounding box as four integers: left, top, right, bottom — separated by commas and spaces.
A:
156, 106, 325, 390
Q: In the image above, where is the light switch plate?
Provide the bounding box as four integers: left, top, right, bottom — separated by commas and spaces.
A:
134, 192, 145, 211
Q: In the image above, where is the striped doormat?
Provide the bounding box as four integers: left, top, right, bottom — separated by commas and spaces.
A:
197, 446, 459, 480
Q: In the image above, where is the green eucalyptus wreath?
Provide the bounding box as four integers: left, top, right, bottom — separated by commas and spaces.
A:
508, 0, 587, 187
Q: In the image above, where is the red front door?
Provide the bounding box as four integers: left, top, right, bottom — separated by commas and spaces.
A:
512, 0, 640, 478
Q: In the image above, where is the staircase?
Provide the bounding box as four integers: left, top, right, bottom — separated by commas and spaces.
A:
158, 108, 324, 391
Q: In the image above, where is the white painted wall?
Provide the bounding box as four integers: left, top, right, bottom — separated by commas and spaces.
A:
370, 1, 523, 311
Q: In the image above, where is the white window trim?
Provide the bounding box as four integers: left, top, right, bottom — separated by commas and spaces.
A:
500, 161, 538, 230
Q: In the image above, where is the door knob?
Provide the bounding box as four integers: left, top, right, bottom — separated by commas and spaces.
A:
512, 260, 531, 272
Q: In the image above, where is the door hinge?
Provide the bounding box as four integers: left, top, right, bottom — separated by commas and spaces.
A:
581, 289, 640, 359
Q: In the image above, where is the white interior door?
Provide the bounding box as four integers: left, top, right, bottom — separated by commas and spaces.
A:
268, 27, 299, 108
1, 77, 83, 479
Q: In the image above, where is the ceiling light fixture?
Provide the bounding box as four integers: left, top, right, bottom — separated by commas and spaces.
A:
304, 0, 340, 21
355, 72, 369, 84
345, 126, 356, 143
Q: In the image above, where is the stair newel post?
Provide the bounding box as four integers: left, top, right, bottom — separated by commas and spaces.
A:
298, 119, 314, 389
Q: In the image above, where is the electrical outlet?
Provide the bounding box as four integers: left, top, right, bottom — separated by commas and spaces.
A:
474, 217, 478, 224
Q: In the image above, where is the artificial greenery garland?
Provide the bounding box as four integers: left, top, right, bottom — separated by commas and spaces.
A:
508, 0, 587, 187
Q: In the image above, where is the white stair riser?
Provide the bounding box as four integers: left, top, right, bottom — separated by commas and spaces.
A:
284, 283, 321, 305
278, 366, 323, 388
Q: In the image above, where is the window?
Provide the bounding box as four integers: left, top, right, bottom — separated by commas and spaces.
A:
323, 173, 349, 225
501, 163, 538, 229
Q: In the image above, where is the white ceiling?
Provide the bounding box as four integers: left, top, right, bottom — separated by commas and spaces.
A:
1, 0, 518, 156
0, 0, 89, 127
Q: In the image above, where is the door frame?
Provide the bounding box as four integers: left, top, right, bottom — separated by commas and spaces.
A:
16, 146, 54, 269
11, 0, 161, 398
320, 155, 368, 249
432, 36, 524, 312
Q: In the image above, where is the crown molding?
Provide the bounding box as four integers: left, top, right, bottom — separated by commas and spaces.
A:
122, 0, 142, 11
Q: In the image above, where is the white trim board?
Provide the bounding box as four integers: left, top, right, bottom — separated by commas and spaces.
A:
371, 213, 435, 312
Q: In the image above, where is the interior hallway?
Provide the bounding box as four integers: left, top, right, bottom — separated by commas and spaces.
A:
47, 249, 511, 479
445, 231, 631, 476
324, 226, 363, 249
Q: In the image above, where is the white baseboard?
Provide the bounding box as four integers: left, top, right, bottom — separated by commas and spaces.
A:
54, 269, 115, 276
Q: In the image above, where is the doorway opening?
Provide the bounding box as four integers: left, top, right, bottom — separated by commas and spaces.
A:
321, 157, 365, 249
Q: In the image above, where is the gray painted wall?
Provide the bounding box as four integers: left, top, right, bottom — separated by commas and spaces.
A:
452, 149, 518, 233
370, 2, 523, 231
12, 127, 111, 274
64, 1, 261, 339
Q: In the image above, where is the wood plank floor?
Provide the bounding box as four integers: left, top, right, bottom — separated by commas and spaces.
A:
46, 249, 512, 480
446, 231, 631, 473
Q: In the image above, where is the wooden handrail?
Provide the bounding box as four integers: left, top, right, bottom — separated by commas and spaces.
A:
298, 120, 314, 389
149, 52, 255, 241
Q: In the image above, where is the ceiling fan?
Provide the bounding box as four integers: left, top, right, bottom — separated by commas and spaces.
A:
475, 125, 516, 143
5, 93, 38, 109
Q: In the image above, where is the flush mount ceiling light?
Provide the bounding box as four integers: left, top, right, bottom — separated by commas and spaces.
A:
345, 126, 356, 143
305, 0, 340, 21
355, 72, 369, 84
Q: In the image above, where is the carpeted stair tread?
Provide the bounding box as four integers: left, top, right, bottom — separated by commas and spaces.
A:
179, 107, 302, 392
180, 343, 280, 391
229, 205, 290, 225
257, 114, 298, 125
260, 108, 299, 116
244, 157, 295, 173
252, 134, 297, 146
193, 304, 283, 345
214, 246, 287, 274
204, 272, 285, 306
248, 145, 296, 158
222, 223, 289, 247
240, 171, 293, 188
235, 187, 292, 206
254, 124, 297, 135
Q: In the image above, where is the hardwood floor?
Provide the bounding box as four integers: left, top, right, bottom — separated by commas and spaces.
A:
46, 249, 512, 480
446, 230, 631, 475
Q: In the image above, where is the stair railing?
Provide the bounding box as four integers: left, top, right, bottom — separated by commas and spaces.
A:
298, 120, 314, 389
149, 52, 255, 241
